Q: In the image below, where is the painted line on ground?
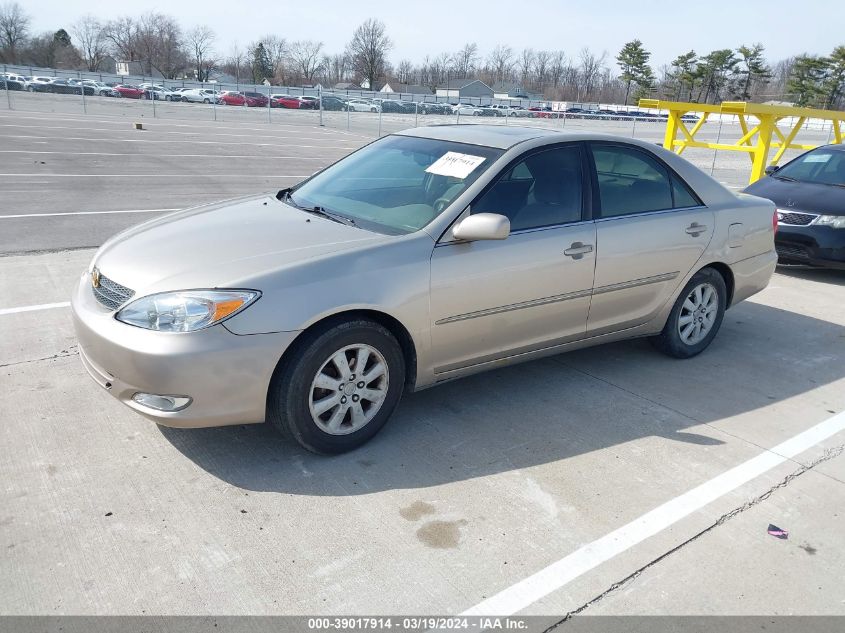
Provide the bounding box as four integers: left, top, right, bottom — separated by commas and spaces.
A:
0, 301, 71, 316
0, 123, 362, 144
0, 111, 357, 136
0, 150, 328, 160
461, 410, 845, 616
0, 173, 311, 178
1, 134, 359, 150
0, 208, 180, 219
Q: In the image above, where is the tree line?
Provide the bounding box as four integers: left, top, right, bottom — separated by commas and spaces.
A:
1, 2, 843, 108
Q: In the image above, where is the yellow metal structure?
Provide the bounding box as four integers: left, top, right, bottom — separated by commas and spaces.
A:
639, 99, 845, 184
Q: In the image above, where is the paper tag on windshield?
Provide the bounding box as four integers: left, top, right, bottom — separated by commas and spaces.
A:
804, 154, 831, 163
426, 152, 486, 179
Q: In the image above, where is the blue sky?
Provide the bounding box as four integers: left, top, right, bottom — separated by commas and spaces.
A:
24, 0, 841, 68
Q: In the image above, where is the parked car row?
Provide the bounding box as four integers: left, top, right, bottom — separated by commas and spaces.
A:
1, 74, 700, 122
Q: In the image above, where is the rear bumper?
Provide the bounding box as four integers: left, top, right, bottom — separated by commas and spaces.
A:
71, 272, 299, 428
730, 250, 778, 306
776, 226, 845, 270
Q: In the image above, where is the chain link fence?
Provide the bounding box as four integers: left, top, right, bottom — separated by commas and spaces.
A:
3, 62, 838, 189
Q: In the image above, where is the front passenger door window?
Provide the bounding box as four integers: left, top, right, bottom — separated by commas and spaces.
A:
472, 145, 584, 231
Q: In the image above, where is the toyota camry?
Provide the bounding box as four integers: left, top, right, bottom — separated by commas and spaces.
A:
72, 126, 778, 454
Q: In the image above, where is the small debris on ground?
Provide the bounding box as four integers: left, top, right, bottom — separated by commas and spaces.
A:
767, 524, 788, 539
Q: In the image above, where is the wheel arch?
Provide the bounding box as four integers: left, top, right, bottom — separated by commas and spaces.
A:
699, 261, 735, 308
269, 308, 418, 397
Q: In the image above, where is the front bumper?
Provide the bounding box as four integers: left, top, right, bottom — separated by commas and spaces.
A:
776, 225, 845, 270
71, 273, 299, 428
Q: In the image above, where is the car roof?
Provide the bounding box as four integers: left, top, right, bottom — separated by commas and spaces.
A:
396, 124, 570, 150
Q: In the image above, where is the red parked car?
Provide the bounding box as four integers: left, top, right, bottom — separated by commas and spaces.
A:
270, 94, 303, 109
528, 106, 555, 119
114, 84, 145, 99
218, 91, 247, 106
242, 91, 269, 107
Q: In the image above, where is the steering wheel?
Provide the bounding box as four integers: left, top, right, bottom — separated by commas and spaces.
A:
432, 197, 453, 214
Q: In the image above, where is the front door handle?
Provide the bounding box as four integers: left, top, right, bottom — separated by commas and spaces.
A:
564, 242, 594, 259
685, 222, 708, 236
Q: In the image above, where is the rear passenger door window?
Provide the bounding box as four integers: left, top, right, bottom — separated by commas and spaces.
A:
472, 145, 584, 231
591, 145, 681, 217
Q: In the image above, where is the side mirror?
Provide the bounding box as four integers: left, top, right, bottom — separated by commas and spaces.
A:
452, 213, 510, 241
765, 165, 780, 175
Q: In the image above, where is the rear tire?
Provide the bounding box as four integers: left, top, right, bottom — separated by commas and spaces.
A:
268, 319, 405, 454
651, 268, 727, 359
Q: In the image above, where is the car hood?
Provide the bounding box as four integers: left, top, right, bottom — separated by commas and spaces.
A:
744, 177, 845, 216
92, 194, 389, 293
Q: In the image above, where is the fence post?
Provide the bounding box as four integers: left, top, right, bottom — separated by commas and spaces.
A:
710, 117, 724, 176
81, 81, 87, 114
319, 85, 323, 127
415, 101, 419, 128
378, 102, 382, 137
346, 101, 350, 130
268, 83, 271, 124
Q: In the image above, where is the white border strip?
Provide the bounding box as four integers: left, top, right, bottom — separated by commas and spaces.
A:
462, 411, 845, 616
0, 301, 70, 316
1, 208, 179, 219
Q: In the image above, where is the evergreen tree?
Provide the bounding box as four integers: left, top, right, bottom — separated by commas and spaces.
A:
787, 55, 829, 107
616, 39, 651, 104
251, 42, 272, 84
669, 51, 697, 100
821, 46, 845, 109
735, 43, 770, 100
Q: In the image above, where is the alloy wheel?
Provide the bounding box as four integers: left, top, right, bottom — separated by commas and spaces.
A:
308, 344, 389, 435
678, 282, 718, 345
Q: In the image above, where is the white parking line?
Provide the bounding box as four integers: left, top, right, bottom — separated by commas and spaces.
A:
2, 134, 358, 150
0, 208, 179, 219
0, 301, 71, 316
461, 411, 845, 616
0, 150, 327, 160
0, 123, 359, 144
0, 173, 309, 178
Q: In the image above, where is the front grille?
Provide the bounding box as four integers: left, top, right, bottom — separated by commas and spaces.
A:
776, 210, 818, 226
92, 273, 135, 311
776, 242, 809, 260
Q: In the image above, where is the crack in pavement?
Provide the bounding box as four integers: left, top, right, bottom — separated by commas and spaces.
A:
543, 443, 845, 631
0, 346, 79, 369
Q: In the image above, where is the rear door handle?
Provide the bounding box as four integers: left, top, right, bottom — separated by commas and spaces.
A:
685, 222, 707, 236
564, 242, 594, 259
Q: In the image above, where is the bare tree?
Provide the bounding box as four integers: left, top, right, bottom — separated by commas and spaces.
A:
325, 53, 349, 85
518, 48, 535, 84
0, 1, 30, 63
346, 18, 392, 89
396, 59, 413, 84
487, 45, 514, 84
222, 43, 247, 86
134, 12, 184, 78
260, 35, 287, 83
453, 42, 478, 79
72, 15, 108, 71
578, 47, 607, 100
534, 50, 551, 90
103, 16, 137, 62
185, 25, 215, 81
289, 40, 324, 83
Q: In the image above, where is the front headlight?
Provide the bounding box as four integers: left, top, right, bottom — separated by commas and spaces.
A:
116, 290, 260, 332
815, 215, 845, 229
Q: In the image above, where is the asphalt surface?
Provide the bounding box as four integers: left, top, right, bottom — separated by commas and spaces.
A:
1, 101, 845, 619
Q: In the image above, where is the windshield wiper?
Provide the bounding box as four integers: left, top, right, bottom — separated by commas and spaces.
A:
281, 190, 356, 226
772, 175, 798, 182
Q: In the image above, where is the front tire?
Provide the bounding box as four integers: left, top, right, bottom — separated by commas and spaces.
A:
651, 268, 727, 359
268, 319, 405, 454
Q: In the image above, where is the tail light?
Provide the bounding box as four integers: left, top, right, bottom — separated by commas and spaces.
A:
772, 210, 778, 235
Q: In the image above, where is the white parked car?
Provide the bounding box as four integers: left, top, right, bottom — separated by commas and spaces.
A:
179, 88, 221, 104
2, 73, 29, 89
346, 98, 379, 113
455, 104, 485, 117
79, 80, 120, 97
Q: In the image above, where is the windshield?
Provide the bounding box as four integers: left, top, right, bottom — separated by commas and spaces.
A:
287, 135, 503, 234
774, 148, 845, 186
